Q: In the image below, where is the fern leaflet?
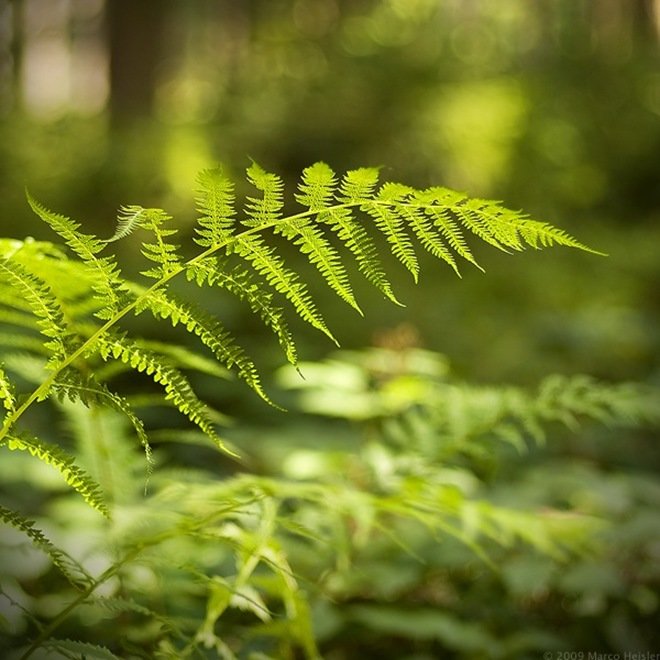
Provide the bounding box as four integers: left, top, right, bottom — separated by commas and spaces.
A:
90, 333, 237, 457
188, 257, 298, 366
26, 193, 127, 319
0, 505, 93, 589
367, 182, 420, 281
0, 259, 72, 363
0, 433, 108, 515
133, 285, 273, 406
131, 206, 183, 279
233, 233, 336, 344
103, 205, 145, 243
243, 161, 285, 227
0, 363, 15, 414
194, 167, 237, 246
52, 369, 153, 472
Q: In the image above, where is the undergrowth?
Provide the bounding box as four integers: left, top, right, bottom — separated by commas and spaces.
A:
0, 162, 657, 659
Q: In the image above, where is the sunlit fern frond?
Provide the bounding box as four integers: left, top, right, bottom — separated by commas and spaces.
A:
26, 194, 128, 320
232, 232, 336, 344
90, 332, 237, 458
0, 363, 16, 414
187, 257, 298, 367
103, 205, 145, 243
133, 285, 273, 406
130, 206, 182, 279
194, 167, 237, 246
0, 259, 73, 363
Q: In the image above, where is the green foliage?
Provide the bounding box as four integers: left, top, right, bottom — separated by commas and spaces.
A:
0, 163, 657, 658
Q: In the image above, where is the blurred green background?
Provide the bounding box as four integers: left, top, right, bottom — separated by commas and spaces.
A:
1, 1, 659, 656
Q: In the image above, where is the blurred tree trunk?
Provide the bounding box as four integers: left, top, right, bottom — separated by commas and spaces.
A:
106, 0, 170, 124
0, 0, 19, 115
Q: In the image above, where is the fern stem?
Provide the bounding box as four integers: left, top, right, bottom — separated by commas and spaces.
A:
19, 546, 142, 659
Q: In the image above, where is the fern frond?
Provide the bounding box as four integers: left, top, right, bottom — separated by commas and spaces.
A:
395, 192, 460, 275
339, 166, 380, 202
91, 333, 237, 457
233, 233, 336, 344
0, 505, 93, 589
513, 217, 605, 253
454, 197, 520, 252
103, 205, 145, 243
536, 375, 660, 428
278, 217, 362, 313
134, 286, 273, 406
416, 188, 483, 271
367, 182, 419, 281
295, 161, 336, 212
52, 369, 153, 471
243, 161, 284, 227
194, 167, 236, 246
0, 433, 108, 515
26, 191, 105, 259
324, 166, 402, 304
0, 364, 16, 414
132, 206, 182, 279
0, 259, 72, 363
42, 638, 121, 660
188, 257, 298, 366
296, 162, 400, 311
26, 194, 129, 320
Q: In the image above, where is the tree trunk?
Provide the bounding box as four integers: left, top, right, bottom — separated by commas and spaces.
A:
106, 0, 169, 124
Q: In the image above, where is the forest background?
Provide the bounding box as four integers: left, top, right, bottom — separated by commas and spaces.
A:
0, 1, 659, 657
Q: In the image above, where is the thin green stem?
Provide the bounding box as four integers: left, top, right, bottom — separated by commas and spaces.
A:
19, 546, 142, 660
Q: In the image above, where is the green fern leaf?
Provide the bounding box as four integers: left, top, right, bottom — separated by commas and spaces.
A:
0, 364, 16, 414
194, 166, 237, 246
26, 191, 105, 258
0, 505, 93, 589
536, 375, 660, 428
513, 217, 605, 253
297, 162, 401, 305
92, 333, 237, 457
286, 164, 361, 312
0, 433, 108, 515
243, 161, 284, 227
130, 206, 183, 279
103, 205, 145, 243
330, 166, 402, 304
188, 257, 298, 366
366, 182, 420, 281
295, 161, 336, 212
0, 259, 72, 362
52, 369, 153, 472
233, 233, 336, 344
388, 186, 460, 275
279, 217, 362, 313
417, 188, 483, 270
454, 197, 520, 252
134, 286, 273, 406
339, 166, 380, 202
26, 194, 128, 319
